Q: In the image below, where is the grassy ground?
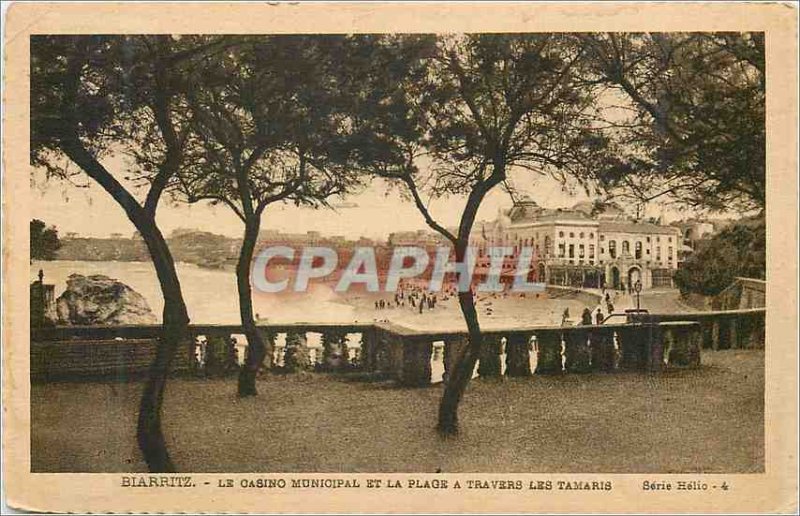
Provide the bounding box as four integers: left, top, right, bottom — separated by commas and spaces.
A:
31, 350, 763, 473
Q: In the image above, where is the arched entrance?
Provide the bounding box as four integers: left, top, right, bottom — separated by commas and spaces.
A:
628, 267, 642, 290
537, 262, 546, 283
610, 266, 620, 289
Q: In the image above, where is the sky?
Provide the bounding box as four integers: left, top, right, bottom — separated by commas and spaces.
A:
30, 157, 691, 241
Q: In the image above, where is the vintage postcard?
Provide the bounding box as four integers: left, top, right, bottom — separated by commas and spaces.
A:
2, 2, 798, 514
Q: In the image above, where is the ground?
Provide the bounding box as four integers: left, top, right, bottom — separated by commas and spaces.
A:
31, 350, 763, 473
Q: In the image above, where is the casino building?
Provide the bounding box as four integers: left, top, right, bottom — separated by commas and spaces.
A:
472, 199, 683, 290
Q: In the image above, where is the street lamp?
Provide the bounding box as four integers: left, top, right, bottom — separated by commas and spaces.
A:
634, 280, 642, 311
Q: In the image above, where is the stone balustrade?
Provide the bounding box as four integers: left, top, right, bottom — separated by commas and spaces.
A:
31, 312, 749, 383
641, 308, 765, 351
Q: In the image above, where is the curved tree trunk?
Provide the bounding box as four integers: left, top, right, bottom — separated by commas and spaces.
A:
237, 218, 267, 397
434, 172, 502, 435
437, 287, 483, 435
135, 218, 191, 473
436, 235, 485, 435
59, 140, 190, 473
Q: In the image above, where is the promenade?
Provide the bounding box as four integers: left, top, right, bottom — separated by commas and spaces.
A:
31, 349, 764, 473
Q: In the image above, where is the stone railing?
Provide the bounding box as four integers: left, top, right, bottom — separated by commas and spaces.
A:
31, 318, 706, 385
640, 308, 765, 351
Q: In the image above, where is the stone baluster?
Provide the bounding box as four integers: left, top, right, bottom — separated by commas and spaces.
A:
223, 334, 241, 372
589, 327, 616, 372
505, 333, 532, 377
274, 335, 285, 368
400, 339, 433, 387
431, 342, 445, 364
204, 333, 228, 376
188, 330, 201, 375
748, 313, 765, 349
349, 344, 360, 367
257, 328, 276, 371
320, 329, 348, 371
645, 324, 665, 372
372, 330, 390, 374
534, 330, 562, 374
698, 319, 713, 350
711, 319, 721, 351
617, 326, 647, 370
564, 327, 591, 373
443, 335, 469, 386
729, 316, 739, 349
283, 331, 310, 372
478, 335, 503, 378
667, 323, 701, 367
359, 329, 376, 371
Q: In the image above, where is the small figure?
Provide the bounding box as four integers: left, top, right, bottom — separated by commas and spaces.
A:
595, 308, 605, 325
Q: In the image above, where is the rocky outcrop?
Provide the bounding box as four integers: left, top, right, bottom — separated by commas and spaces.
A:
56, 274, 157, 325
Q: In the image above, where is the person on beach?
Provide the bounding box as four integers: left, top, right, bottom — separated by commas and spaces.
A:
595, 308, 605, 325
581, 307, 593, 325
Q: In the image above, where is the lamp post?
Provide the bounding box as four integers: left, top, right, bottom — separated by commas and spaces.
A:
634, 280, 642, 311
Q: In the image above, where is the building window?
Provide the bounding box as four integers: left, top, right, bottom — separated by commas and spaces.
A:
559, 231, 564, 238
558, 243, 565, 257
589, 244, 595, 258
646, 249, 650, 255
579, 232, 584, 238
668, 246, 673, 260
656, 246, 661, 260
568, 244, 575, 258
609, 241, 616, 258
668, 237, 673, 243
600, 235, 605, 241
646, 236, 651, 243
579, 244, 585, 257
635, 241, 642, 260
657, 236, 660, 243
589, 233, 594, 239
545, 236, 552, 257
622, 240, 630, 254
569, 232, 575, 238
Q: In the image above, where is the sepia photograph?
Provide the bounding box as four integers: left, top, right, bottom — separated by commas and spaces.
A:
3, 2, 797, 514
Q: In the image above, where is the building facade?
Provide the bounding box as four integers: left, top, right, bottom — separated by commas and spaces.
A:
475, 199, 683, 290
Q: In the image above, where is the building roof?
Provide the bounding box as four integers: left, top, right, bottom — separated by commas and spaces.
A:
507, 208, 595, 225
599, 221, 681, 235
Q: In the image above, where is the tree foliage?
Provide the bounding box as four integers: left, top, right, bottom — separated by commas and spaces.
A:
341, 34, 625, 434
30, 35, 233, 473
171, 36, 357, 221
30, 219, 62, 261
674, 217, 765, 296
165, 36, 361, 397
582, 32, 765, 212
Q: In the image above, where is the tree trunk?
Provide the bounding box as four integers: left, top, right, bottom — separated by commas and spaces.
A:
60, 135, 190, 472
237, 218, 267, 397
135, 218, 190, 473
433, 170, 504, 435
437, 234, 485, 435
437, 288, 483, 435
